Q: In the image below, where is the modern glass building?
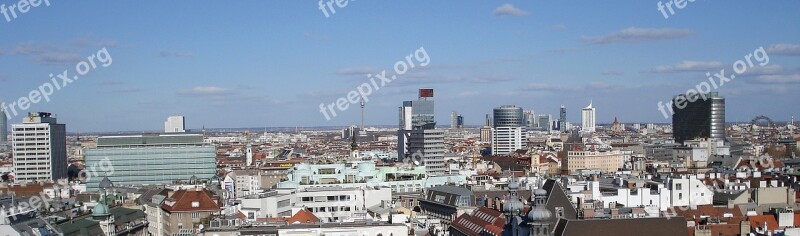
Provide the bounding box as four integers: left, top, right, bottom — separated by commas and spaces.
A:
492, 105, 527, 155
672, 92, 725, 144
85, 134, 215, 192
493, 105, 524, 127
0, 108, 7, 143
559, 105, 567, 131
397, 89, 444, 176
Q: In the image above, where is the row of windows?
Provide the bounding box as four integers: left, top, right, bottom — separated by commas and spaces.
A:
307, 206, 352, 213
13, 127, 48, 131
13, 143, 51, 146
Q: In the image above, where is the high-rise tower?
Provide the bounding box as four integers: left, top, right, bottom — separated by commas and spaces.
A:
492, 105, 527, 155
0, 107, 7, 144
397, 88, 445, 176
581, 101, 596, 132
672, 92, 725, 143
12, 112, 67, 182
558, 105, 567, 131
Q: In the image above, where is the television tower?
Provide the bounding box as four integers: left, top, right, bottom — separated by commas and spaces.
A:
360, 94, 365, 131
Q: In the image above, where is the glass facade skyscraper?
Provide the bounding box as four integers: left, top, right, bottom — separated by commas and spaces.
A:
493, 105, 524, 127
492, 105, 527, 155
559, 105, 567, 131
0, 108, 7, 143
672, 92, 725, 143
397, 89, 444, 176
85, 134, 215, 192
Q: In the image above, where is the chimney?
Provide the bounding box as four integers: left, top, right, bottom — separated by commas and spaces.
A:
740, 220, 751, 235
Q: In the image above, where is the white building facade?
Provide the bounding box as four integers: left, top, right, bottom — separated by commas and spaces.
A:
164, 115, 186, 133
581, 101, 596, 132
12, 112, 67, 182
491, 127, 527, 155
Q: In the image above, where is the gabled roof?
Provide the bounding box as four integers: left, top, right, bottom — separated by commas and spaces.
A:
542, 179, 579, 225
161, 189, 220, 213
553, 217, 688, 236
748, 215, 778, 231
672, 204, 743, 220
286, 208, 319, 224
450, 207, 504, 236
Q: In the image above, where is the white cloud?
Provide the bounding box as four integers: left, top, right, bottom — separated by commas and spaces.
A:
648, 60, 724, 73
521, 83, 577, 92
582, 27, 692, 44
178, 86, 231, 96
766, 44, 800, 56
335, 66, 381, 76
493, 4, 529, 16
756, 74, 800, 84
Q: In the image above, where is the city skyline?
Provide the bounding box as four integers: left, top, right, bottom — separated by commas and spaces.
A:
0, 1, 798, 132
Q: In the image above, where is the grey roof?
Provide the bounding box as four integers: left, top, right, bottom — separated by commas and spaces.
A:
553, 217, 688, 236
429, 185, 473, 197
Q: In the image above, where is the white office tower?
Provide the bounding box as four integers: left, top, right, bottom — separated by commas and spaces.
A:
164, 115, 186, 133
406, 129, 446, 176
492, 105, 527, 155
0, 108, 7, 144
492, 127, 527, 155
450, 111, 458, 129
12, 112, 67, 182
581, 101, 596, 132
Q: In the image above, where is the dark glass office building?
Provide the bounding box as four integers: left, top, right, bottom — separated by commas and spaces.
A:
493, 105, 524, 128
559, 105, 567, 131
672, 92, 725, 143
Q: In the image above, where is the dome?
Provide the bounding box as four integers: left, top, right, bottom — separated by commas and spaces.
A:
528, 207, 553, 222
92, 203, 110, 217
534, 188, 547, 197
504, 198, 524, 213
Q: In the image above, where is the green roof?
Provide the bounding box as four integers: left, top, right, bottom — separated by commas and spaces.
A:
110, 207, 145, 224
57, 218, 103, 236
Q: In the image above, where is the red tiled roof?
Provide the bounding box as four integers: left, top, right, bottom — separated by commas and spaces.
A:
0, 183, 54, 197
748, 215, 778, 231
161, 189, 220, 213
287, 208, 319, 224
672, 205, 743, 220
451, 207, 505, 236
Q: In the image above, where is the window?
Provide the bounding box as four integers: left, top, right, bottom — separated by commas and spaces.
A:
555, 207, 564, 218
675, 183, 682, 190
679, 193, 683, 200
193, 212, 201, 219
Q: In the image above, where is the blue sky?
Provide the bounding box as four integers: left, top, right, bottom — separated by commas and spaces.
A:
0, 1, 798, 132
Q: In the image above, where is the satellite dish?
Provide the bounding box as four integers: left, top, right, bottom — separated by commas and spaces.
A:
413, 160, 420, 166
